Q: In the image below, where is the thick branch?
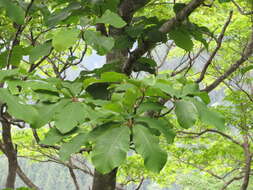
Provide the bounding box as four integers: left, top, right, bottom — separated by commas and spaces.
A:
122, 0, 205, 75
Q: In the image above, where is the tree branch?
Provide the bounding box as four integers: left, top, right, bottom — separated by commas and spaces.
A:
196, 11, 233, 83
202, 25, 253, 92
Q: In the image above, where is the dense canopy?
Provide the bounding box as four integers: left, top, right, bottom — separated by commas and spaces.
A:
0, 0, 253, 190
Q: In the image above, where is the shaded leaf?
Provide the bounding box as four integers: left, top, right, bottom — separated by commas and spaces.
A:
133, 124, 167, 172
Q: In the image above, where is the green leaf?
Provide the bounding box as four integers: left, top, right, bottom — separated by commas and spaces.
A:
83, 30, 114, 55
32, 99, 70, 128
96, 10, 126, 28
218, 0, 231, 3
137, 102, 164, 114
169, 27, 193, 51
101, 72, 128, 82
154, 80, 180, 97
29, 42, 52, 63
46, 2, 82, 27
40, 128, 65, 145
55, 102, 88, 134
133, 124, 167, 172
182, 83, 199, 96
133, 57, 157, 74
174, 100, 198, 128
136, 117, 175, 143
59, 133, 89, 161
92, 126, 130, 174
0, 69, 19, 82
0, 0, 25, 24
0, 89, 38, 123
52, 29, 79, 52
193, 99, 225, 130
241, 65, 253, 74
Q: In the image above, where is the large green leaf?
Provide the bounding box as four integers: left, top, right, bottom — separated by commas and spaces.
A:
46, 2, 82, 27
193, 99, 225, 130
32, 99, 70, 128
0, 69, 19, 82
169, 27, 193, 51
91, 126, 130, 174
135, 117, 175, 144
0, 89, 38, 123
174, 100, 198, 128
83, 30, 114, 55
0, 0, 25, 24
59, 133, 89, 161
29, 42, 52, 63
40, 128, 65, 145
133, 124, 167, 172
52, 29, 80, 52
96, 10, 126, 28
55, 102, 88, 134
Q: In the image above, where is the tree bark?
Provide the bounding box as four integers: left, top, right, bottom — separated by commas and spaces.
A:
241, 135, 252, 190
92, 168, 117, 190
1, 120, 18, 189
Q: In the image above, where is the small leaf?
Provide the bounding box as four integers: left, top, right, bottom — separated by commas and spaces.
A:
29, 42, 52, 63
174, 100, 198, 128
92, 126, 130, 174
133, 124, 167, 172
96, 10, 126, 28
0, 0, 25, 24
52, 29, 79, 52
59, 133, 89, 161
193, 99, 225, 130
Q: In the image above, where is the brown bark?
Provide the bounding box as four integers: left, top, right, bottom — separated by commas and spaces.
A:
92, 168, 118, 190
1, 120, 18, 189
241, 135, 252, 190
17, 164, 40, 190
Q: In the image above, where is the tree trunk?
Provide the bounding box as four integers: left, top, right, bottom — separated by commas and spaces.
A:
1, 120, 18, 189
241, 135, 252, 190
92, 168, 117, 190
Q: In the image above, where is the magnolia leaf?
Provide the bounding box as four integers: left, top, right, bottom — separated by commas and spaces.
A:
133, 124, 167, 172
55, 102, 88, 134
91, 126, 130, 174
174, 100, 198, 128
96, 10, 126, 28
52, 29, 79, 52
83, 30, 114, 55
193, 99, 225, 130
0, 89, 38, 123
29, 42, 52, 63
32, 99, 70, 129
169, 27, 193, 51
59, 133, 89, 161
0, 0, 25, 24
40, 128, 65, 145
136, 117, 175, 143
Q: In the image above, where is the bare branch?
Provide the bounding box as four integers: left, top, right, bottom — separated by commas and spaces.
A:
196, 11, 233, 83
177, 129, 243, 147
202, 26, 253, 92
